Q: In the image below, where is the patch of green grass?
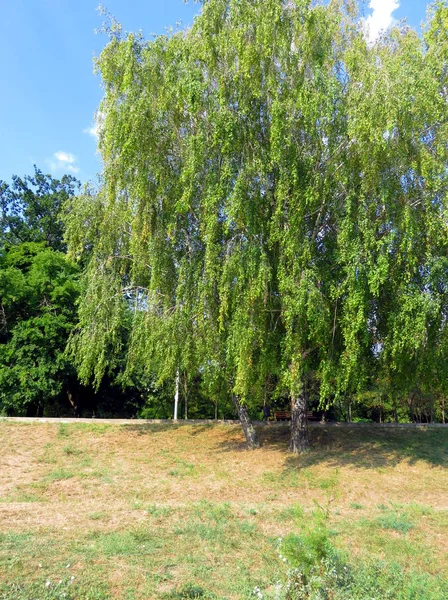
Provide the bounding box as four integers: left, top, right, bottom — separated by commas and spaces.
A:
0, 531, 33, 549
57, 423, 70, 438
377, 512, 414, 533
279, 516, 448, 600
62, 444, 83, 457
79, 456, 93, 468
79, 470, 113, 483
168, 458, 201, 478
38, 443, 57, 465
261, 467, 340, 493
145, 504, 173, 518
162, 583, 217, 599
83, 528, 156, 558
0, 578, 110, 600
70, 423, 111, 434
46, 469, 74, 482
89, 511, 109, 521
350, 502, 363, 510
276, 503, 304, 523
192, 500, 232, 522
407, 502, 435, 517
11, 490, 42, 503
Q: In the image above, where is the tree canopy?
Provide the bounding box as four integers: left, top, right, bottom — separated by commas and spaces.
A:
50, 0, 448, 449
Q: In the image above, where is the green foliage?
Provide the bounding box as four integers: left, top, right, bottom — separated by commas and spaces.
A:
0, 166, 79, 252
0, 580, 110, 600
163, 584, 215, 599
377, 513, 414, 533
279, 518, 447, 599
0, 243, 80, 415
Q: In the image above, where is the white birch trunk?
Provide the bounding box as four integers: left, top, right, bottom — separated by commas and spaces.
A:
174, 370, 179, 421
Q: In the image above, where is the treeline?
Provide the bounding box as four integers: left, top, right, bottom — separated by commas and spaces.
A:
1, 0, 448, 452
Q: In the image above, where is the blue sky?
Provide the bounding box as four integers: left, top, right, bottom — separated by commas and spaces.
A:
0, 0, 431, 184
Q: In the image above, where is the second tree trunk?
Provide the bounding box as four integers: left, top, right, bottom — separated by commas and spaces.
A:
290, 390, 309, 453
232, 395, 260, 449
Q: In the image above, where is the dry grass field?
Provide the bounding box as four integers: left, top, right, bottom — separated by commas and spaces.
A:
0, 421, 447, 599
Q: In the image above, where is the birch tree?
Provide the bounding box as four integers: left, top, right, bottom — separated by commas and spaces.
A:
66, 0, 448, 451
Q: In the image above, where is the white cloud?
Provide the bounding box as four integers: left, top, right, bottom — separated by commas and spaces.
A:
83, 124, 99, 138
364, 0, 400, 43
46, 151, 80, 174
83, 112, 104, 140
54, 151, 76, 164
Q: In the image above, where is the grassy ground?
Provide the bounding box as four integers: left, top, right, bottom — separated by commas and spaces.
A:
0, 421, 447, 599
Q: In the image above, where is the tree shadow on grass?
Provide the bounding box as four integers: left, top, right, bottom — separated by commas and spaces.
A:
218, 424, 448, 470
120, 421, 447, 469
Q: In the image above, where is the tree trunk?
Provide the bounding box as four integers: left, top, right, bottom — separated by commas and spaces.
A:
232, 395, 259, 449
183, 372, 188, 420
290, 390, 309, 453
67, 386, 80, 417
174, 370, 179, 421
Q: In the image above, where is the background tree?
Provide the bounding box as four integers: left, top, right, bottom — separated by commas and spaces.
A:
0, 166, 80, 252
0, 243, 80, 416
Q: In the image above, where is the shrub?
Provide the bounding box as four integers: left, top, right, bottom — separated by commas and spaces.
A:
276, 518, 447, 599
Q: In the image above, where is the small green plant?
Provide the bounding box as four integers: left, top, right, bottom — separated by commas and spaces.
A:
58, 423, 70, 438
377, 513, 414, 533
164, 583, 215, 599
169, 458, 198, 478
46, 469, 74, 482
277, 503, 304, 523
63, 444, 83, 456
145, 504, 172, 518
89, 511, 108, 521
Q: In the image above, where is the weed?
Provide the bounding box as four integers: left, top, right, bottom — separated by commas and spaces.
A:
277, 503, 304, 523
169, 458, 199, 478
89, 512, 109, 521
192, 500, 231, 522
408, 502, 434, 516
58, 423, 70, 438
46, 469, 74, 482
0, 579, 110, 600
163, 583, 216, 599
278, 518, 447, 599
377, 513, 414, 533
38, 443, 57, 464
145, 504, 172, 518
62, 444, 83, 457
